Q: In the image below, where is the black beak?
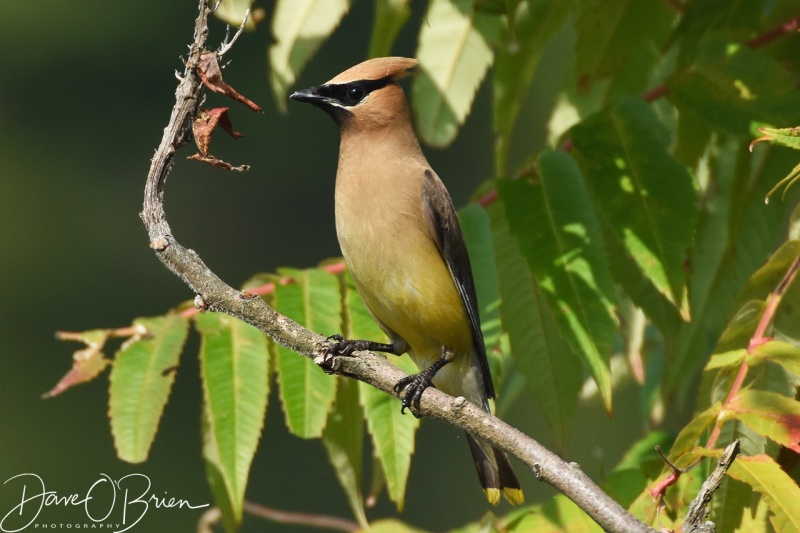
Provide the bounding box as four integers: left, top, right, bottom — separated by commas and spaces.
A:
289, 86, 325, 104
289, 84, 347, 124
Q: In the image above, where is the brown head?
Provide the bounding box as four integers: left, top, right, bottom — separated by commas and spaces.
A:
290, 57, 418, 133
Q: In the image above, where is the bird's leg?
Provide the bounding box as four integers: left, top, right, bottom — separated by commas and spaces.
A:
323, 334, 399, 362
394, 348, 453, 417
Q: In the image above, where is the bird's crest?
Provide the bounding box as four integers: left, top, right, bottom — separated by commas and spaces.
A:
328, 57, 418, 85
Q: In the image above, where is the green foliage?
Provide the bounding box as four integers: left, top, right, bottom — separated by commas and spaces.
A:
499, 150, 617, 412
52, 1, 800, 532
197, 312, 269, 530
109, 315, 189, 463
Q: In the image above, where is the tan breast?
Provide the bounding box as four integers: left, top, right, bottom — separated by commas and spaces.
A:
333, 130, 473, 370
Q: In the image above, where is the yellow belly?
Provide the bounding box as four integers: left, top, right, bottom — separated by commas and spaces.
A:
342, 230, 475, 397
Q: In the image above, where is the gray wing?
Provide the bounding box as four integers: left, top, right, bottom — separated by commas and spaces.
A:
421, 169, 495, 399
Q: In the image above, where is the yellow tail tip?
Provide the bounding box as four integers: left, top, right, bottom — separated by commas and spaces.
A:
502, 488, 525, 506
484, 488, 501, 506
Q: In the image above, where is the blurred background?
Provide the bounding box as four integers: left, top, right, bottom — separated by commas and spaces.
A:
0, 1, 651, 531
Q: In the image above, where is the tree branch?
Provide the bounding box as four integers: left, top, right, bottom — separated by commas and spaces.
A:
141, 2, 656, 532
683, 440, 741, 533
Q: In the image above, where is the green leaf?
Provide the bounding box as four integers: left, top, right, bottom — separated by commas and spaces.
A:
361, 519, 430, 533
413, 0, 503, 147
674, 104, 714, 169
725, 390, 800, 452
596, 217, 684, 351
323, 377, 367, 527
574, 0, 674, 98
542, 494, 604, 532
196, 312, 268, 530
109, 315, 189, 463
342, 271, 419, 511
706, 348, 748, 371
493, 0, 571, 174
751, 341, 800, 377
499, 150, 617, 412
752, 125, 800, 151
711, 475, 752, 533
458, 204, 502, 352
572, 97, 698, 310
487, 200, 581, 447
268, 0, 352, 112
274, 268, 340, 438
614, 430, 673, 474
670, 0, 765, 68
666, 38, 800, 135
668, 403, 721, 465
727, 454, 800, 533
666, 142, 793, 400
368, 0, 410, 58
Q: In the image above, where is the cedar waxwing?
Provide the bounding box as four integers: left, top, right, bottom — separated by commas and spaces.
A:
290, 57, 523, 506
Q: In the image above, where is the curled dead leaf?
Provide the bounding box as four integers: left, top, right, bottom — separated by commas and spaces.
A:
44, 331, 112, 398
188, 152, 250, 171
197, 51, 262, 113
193, 107, 243, 156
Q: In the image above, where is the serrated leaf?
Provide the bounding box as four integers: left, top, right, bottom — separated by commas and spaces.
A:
727, 454, 800, 533
487, 200, 581, 447
196, 312, 268, 530
493, 0, 570, 174
499, 150, 617, 412
343, 271, 419, 512
706, 348, 748, 371
274, 268, 340, 438
269, 0, 351, 113
669, 403, 721, 464
596, 216, 684, 351
751, 341, 800, 377
574, 0, 674, 98
571, 97, 697, 310
459, 204, 502, 352
368, 0, 410, 58
323, 377, 367, 527
413, 0, 503, 147
666, 143, 793, 400
751, 126, 800, 151
725, 390, 800, 453
542, 494, 604, 532
109, 315, 189, 463
666, 38, 800, 135
711, 475, 752, 533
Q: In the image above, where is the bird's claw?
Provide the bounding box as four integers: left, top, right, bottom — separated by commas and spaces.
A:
322, 334, 363, 363
394, 373, 434, 418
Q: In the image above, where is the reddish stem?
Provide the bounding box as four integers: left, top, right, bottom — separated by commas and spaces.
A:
746, 16, 800, 48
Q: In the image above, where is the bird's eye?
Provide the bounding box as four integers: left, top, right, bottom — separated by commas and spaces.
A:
346, 85, 367, 103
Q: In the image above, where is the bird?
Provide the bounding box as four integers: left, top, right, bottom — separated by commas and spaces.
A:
290, 56, 523, 506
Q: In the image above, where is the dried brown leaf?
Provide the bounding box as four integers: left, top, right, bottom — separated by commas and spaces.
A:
193, 107, 243, 156
187, 152, 250, 171
43, 345, 110, 398
197, 51, 263, 112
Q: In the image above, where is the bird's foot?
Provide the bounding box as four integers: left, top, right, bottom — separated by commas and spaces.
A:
393, 373, 434, 418
322, 335, 396, 363
393, 349, 452, 418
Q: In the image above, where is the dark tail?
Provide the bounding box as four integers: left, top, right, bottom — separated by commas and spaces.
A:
465, 432, 524, 505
